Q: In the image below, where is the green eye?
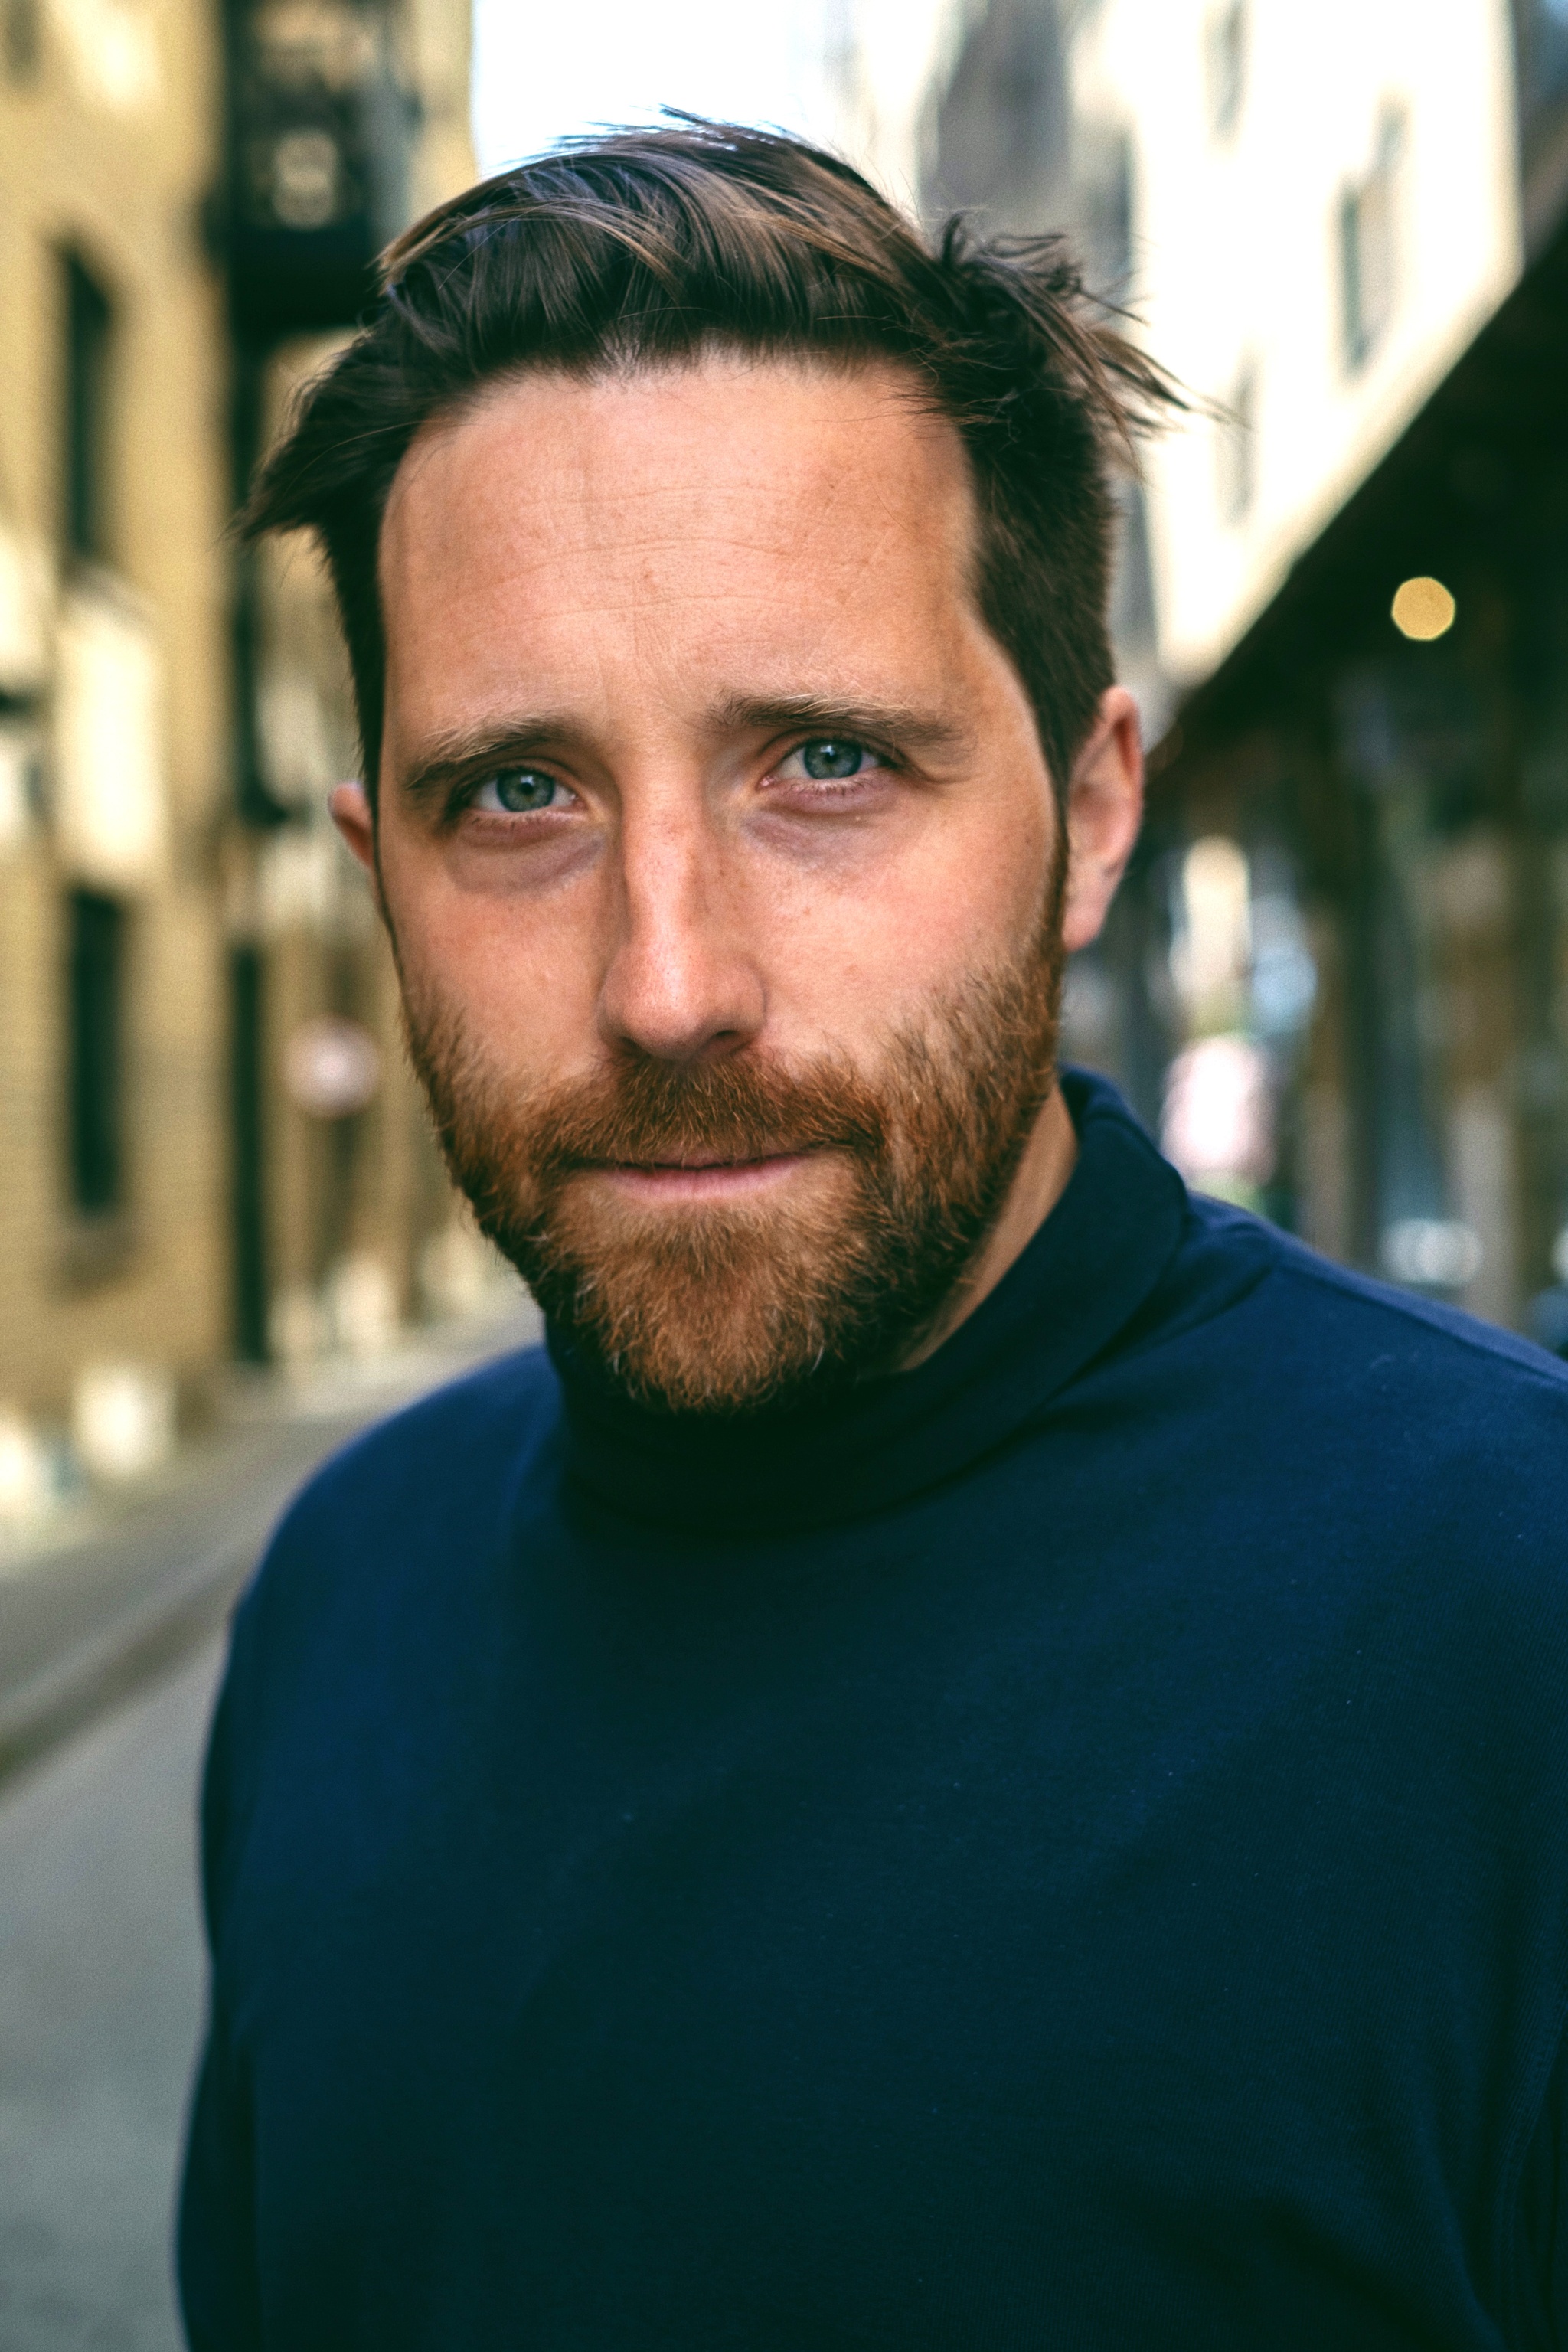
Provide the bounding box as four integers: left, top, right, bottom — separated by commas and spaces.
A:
799, 739, 869, 780
475, 769, 567, 814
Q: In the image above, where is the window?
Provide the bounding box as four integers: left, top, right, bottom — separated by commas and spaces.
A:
62, 252, 113, 564
1216, 358, 1258, 525
67, 888, 126, 1215
1205, 0, 1247, 142
1340, 111, 1404, 374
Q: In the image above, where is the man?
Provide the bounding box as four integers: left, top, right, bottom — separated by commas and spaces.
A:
179, 124, 1568, 2348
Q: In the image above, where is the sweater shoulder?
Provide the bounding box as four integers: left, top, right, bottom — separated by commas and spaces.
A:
1119, 1195, 1568, 1547
237, 1341, 560, 1639
1170, 1189, 1568, 1396
1173, 1205, 1568, 1557
289, 1338, 557, 1526
1263, 1222, 1568, 1397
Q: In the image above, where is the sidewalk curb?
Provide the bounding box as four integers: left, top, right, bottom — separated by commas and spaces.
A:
0, 1537, 252, 1789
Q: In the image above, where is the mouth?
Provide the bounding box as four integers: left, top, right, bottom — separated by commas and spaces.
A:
590, 1151, 818, 1204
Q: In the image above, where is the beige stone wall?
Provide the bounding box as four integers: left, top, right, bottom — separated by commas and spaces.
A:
0, 0, 485, 1484
0, 0, 230, 1438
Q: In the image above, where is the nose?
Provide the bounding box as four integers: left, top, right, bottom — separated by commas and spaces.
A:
596, 790, 766, 1063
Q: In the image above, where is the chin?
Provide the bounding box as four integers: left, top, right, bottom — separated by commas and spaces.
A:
514, 1181, 885, 1416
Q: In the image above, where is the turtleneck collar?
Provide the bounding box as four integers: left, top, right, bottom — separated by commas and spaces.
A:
548, 1069, 1187, 1537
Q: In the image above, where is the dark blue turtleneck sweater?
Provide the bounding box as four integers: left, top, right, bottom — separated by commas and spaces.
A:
179, 1072, 1568, 2349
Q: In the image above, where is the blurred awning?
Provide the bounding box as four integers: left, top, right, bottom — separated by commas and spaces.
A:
1165, 198, 1568, 754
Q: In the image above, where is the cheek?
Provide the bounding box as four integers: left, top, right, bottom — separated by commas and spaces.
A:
752, 791, 1054, 1034
379, 832, 602, 1071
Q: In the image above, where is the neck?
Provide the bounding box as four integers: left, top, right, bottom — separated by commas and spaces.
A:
900, 1080, 1079, 1371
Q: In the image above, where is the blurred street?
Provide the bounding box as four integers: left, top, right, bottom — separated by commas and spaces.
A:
0, 1645, 217, 2352
0, 1300, 539, 2351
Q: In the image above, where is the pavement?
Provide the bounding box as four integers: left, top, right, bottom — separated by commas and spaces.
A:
0, 1294, 542, 2350
0, 1644, 220, 2351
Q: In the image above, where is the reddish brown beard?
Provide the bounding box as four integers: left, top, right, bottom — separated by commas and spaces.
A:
401, 900, 1065, 1417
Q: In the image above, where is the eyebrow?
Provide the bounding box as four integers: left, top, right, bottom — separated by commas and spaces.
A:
706, 692, 972, 759
397, 719, 592, 807
396, 694, 972, 805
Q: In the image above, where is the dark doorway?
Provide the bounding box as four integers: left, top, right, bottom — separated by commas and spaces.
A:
62, 250, 114, 565
67, 888, 126, 1216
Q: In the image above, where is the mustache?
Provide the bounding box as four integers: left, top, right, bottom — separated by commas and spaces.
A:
519, 1047, 891, 1184
400, 913, 1067, 1412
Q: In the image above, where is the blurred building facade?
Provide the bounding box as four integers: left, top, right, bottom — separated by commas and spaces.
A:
0, 0, 233, 1508
0, 0, 475, 1527
929, 0, 1568, 1343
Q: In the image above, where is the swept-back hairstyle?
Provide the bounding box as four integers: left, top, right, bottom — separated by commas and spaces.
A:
246, 117, 1181, 805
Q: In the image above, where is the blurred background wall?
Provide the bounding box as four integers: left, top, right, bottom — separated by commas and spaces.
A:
953, 0, 1568, 1351
0, 0, 479, 1529
3, 0, 1568, 1538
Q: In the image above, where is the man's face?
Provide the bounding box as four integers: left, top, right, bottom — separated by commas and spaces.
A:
357, 354, 1136, 1413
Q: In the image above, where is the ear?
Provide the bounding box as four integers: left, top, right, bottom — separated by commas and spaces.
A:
330, 780, 381, 904
1060, 688, 1145, 956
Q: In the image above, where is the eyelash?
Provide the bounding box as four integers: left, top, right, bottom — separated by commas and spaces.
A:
456, 769, 574, 820
452, 735, 897, 823
766, 737, 895, 789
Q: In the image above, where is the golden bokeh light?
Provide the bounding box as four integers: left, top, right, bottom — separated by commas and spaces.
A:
1391, 576, 1456, 640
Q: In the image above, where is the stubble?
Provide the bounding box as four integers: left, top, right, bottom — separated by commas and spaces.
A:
400, 880, 1066, 1416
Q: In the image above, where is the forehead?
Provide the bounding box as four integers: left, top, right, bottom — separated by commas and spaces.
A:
377, 355, 983, 713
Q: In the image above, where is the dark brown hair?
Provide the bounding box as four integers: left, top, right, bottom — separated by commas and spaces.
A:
245, 117, 1181, 805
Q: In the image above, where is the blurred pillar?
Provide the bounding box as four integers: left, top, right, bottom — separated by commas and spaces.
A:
230, 944, 269, 1364
214, 0, 418, 1362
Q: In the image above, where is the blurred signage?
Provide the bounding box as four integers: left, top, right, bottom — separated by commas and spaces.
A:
1161, 1034, 1276, 1194
53, 584, 168, 890
224, 0, 416, 339
283, 1014, 381, 1116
